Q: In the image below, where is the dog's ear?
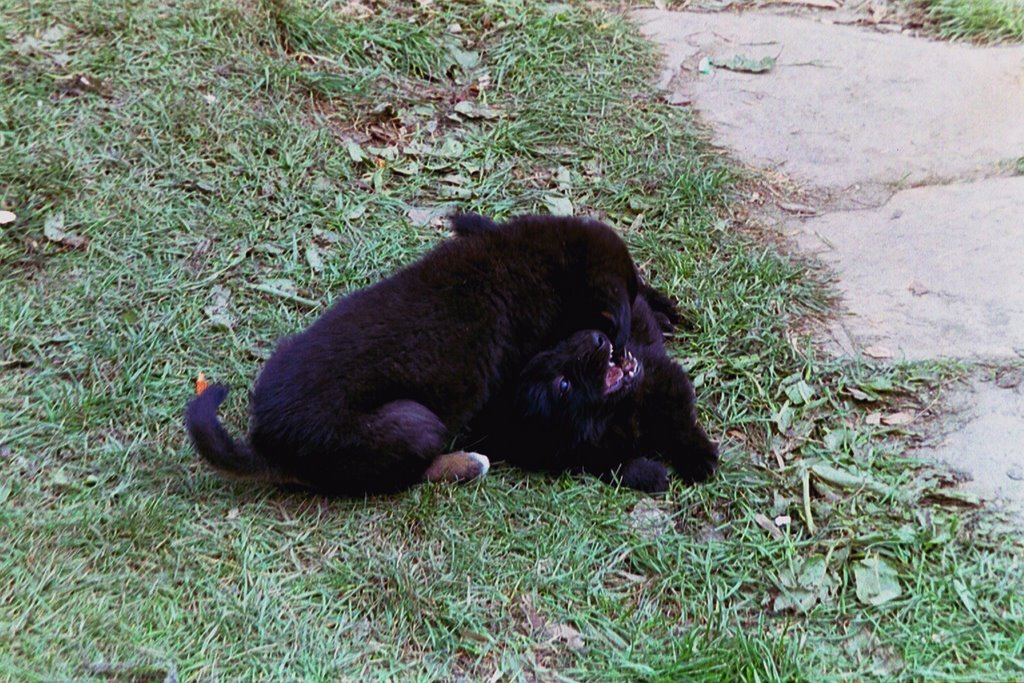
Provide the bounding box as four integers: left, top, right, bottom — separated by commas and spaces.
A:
574, 222, 638, 353
450, 213, 500, 237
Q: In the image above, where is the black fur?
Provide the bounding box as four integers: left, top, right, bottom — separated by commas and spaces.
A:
185, 214, 639, 496
451, 212, 681, 334
466, 290, 718, 493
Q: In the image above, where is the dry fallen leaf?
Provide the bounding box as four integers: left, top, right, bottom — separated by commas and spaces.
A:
754, 513, 784, 539
520, 596, 545, 632
629, 499, 673, 540
0, 210, 15, 225
407, 205, 449, 228
881, 411, 915, 426
204, 285, 234, 330
863, 345, 894, 359
546, 623, 585, 651
710, 54, 777, 74
305, 244, 324, 273
854, 556, 902, 606
57, 73, 112, 98
995, 368, 1023, 389
43, 212, 89, 249
865, 412, 882, 425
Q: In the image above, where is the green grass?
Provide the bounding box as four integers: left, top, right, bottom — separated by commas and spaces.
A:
918, 0, 1024, 42
2, 0, 1022, 680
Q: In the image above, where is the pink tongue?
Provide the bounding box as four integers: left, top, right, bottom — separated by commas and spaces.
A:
605, 365, 624, 389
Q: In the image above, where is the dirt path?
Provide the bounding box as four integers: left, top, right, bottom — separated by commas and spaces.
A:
633, 6, 1024, 514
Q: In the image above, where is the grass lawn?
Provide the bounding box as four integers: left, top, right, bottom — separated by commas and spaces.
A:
918, 0, 1024, 42
2, 0, 1022, 680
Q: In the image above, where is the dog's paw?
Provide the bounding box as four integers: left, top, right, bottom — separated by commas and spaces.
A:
674, 440, 719, 484
619, 458, 670, 493
424, 451, 490, 484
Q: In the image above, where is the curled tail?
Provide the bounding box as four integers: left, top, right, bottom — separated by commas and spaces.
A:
184, 384, 283, 483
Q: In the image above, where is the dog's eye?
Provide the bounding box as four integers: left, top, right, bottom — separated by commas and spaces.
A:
557, 377, 571, 396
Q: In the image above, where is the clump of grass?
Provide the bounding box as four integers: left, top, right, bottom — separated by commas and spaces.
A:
919, 0, 1024, 42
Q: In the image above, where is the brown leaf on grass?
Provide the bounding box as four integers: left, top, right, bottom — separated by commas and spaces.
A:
520, 596, 585, 651
541, 193, 573, 216
754, 513, 784, 539
847, 387, 872, 401
453, 100, 501, 120
13, 24, 70, 55
305, 244, 324, 273
520, 596, 545, 632
629, 499, 673, 540
854, 556, 902, 606
312, 228, 347, 247
407, 206, 449, 228
43, 212, 89, 250
40, 25, 71, 43
56, 74, 112, 98
880, 411, 914, 426
865, 412, 882, 425
203, 285, 234, 330
546, 623, 585, 652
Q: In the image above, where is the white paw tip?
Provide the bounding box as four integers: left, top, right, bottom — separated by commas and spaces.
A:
467, 452, 490, 477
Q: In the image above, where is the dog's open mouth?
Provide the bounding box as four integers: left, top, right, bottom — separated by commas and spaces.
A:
604, 344, 640, 394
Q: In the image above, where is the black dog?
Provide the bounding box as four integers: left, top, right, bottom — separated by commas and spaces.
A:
185, 214, 639, 495
464, 284, 719, 493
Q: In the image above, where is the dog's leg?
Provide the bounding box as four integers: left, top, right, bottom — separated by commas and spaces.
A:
639, 362, 719, 484
344, 400, 452, 492
595, 457, 669, 493
423, 451, 490, 483
357, 402, 490, 489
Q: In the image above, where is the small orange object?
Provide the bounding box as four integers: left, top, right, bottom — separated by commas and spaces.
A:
195, 372, 209, 396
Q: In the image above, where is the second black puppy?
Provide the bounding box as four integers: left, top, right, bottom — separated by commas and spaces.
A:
185, 214, 638, 495
466, 286, 719, 493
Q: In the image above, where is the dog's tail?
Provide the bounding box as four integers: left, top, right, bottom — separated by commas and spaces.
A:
184, 384, 283, 482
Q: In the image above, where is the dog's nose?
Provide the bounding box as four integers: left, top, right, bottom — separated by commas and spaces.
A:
592, 332, 608, 350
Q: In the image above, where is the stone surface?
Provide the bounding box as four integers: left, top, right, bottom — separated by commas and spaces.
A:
915, 378, 1024, 509
633, 10, 1024, 190
795, 177, 1024, 360
636, 7, 1024, 518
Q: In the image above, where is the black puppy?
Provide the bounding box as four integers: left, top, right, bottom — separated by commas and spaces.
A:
185, 214, 639, 495
465, 284, 719, 494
